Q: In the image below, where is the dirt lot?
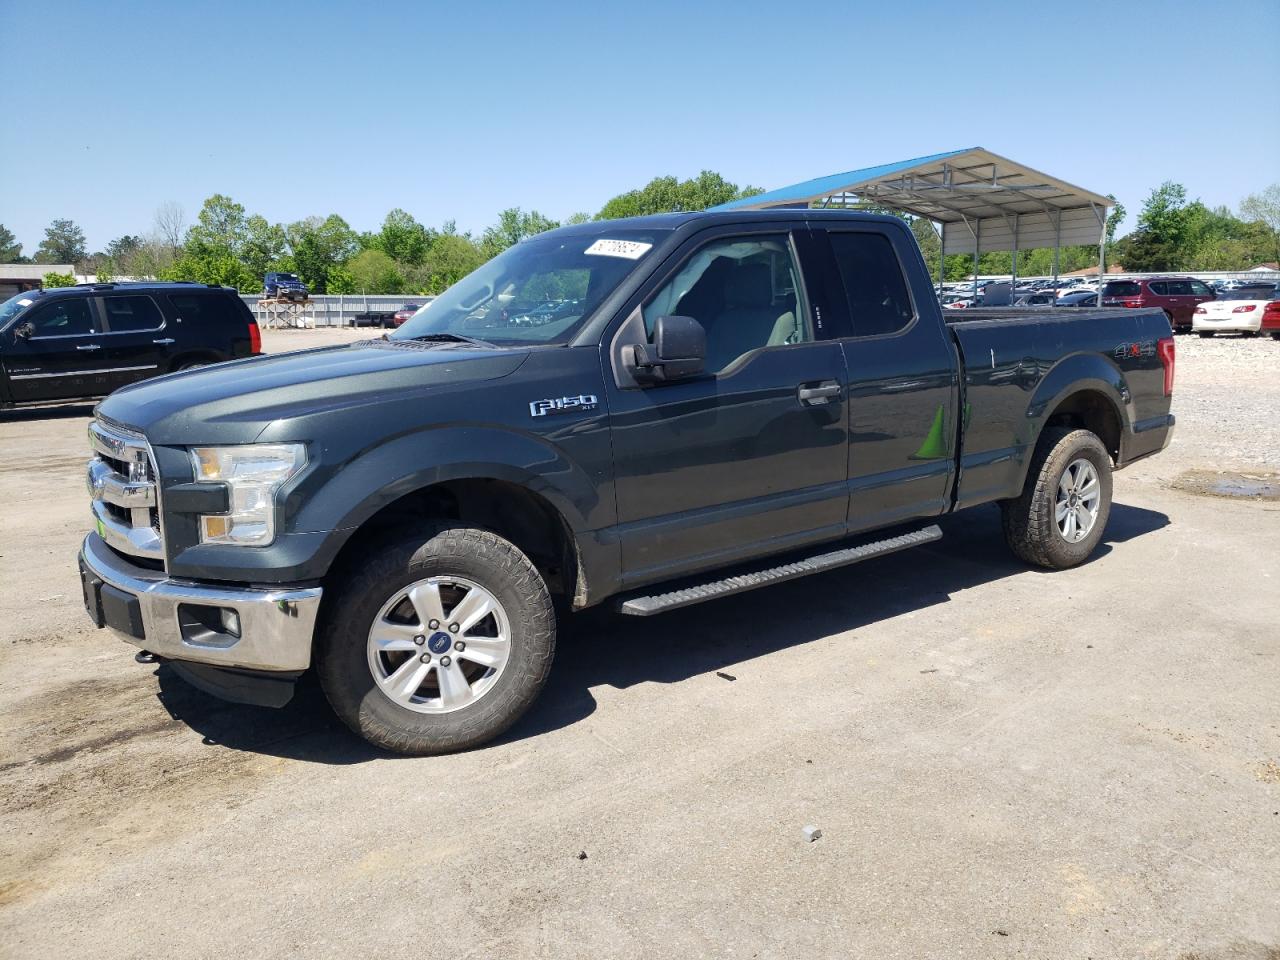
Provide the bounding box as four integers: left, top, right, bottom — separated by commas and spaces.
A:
1, 329, 1277, 959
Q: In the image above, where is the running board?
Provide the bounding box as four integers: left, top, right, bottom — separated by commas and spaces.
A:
616, 524, 943, 616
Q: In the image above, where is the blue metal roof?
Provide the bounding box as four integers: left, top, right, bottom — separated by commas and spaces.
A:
712, 147, 979, 211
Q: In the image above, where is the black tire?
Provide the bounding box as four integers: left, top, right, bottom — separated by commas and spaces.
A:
316, 524, 555, 754
1198, 331, 1214, 338
1001, 427, 1113, 570
1241, 331, 1257, 338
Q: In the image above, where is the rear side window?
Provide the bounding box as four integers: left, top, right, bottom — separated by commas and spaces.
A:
1147, 281, 1168, 295
102, 295, 164, 332
24, 298, 96, 337
1103, 281, 1140, 297
167, 293, 244, 327
827, 232, 915, 337
1165, 280, 1193, 295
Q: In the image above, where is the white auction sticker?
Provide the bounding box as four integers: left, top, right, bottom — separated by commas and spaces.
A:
584, 238, 652, 259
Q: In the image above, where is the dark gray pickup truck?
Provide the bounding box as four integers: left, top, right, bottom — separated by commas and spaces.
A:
78, 210, 1175, 753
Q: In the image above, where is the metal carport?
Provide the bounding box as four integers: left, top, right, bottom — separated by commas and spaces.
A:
713, 147, 1114, 299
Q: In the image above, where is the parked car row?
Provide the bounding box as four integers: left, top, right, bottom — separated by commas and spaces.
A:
944, 274, 1279, 336
1193, 282, 1280, 338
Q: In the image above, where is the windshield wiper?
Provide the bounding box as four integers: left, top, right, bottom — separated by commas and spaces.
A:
402, 332, 495, 348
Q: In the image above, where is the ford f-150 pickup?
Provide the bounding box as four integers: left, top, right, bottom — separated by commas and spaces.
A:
76, 210, 1176, 754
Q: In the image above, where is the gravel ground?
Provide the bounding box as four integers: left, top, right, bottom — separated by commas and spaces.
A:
1, 328, 1277, 959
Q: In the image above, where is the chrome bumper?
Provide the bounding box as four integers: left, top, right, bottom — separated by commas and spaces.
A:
79, 532, 322, 672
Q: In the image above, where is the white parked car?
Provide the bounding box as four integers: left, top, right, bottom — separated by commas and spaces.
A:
1193, 283, 1280, 337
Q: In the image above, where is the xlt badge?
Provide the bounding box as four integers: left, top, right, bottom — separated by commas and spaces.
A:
529, 394, 599, 417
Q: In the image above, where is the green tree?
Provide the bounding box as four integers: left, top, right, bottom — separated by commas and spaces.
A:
1105, 195, 1125, 244
105, 235, 142, 261
325, 265, 357, 295
598, 170, 763, 219
35, 218, 87, 264
42, 271, 77, 288
287, 215, 358, 293
0, 224, 22, 263
346, 249, 406, 294
187, 195, 249, 252
370, 208, 431, 266
241, 215, 289, 280
422, 233, 485, 293
1239, 183, 1280, 265
480, 208, 559, 258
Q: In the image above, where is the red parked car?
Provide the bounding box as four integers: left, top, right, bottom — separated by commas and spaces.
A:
1100, 277, 1216, 332
392, 303, 422, 327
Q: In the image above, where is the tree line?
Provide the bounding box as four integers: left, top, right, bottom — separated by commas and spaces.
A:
0, 172, 762, 296
2, 175, 1277, 296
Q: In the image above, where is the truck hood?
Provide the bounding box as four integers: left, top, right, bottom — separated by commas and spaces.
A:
97, 339, 529, 444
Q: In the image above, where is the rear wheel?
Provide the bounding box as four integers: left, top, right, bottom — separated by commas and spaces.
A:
1001, 427, 1113, 570
316, 525, 556, 754
1198, 331, 1214, 338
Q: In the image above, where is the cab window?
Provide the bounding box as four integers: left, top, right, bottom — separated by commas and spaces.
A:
827, 232, 915, 338
23, 298, 96, 338
642, 234, 809, 374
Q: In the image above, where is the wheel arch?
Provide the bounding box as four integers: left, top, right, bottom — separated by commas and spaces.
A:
327, 475, 588, 609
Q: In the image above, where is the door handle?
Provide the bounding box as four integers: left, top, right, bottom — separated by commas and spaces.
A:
76, 344, 102, 351
798, 381, 841, 405
153, 338, 175, 345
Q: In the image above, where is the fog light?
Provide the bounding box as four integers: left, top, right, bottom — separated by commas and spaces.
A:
220, 608, 241, 638
178, 603, 243, 647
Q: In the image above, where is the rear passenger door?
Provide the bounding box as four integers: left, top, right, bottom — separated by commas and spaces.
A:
814, 225, 961, 532
1162, 279, 1196, 328
99, 293, 171, 390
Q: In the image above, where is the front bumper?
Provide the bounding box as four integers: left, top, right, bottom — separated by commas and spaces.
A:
78, 532, 322, 672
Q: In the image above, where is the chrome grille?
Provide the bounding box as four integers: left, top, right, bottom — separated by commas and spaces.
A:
87, 419, 164, 562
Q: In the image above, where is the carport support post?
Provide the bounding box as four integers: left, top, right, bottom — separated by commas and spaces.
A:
937, 221, 946, 298
972, 219, 980, 301
1010, 214, 1019, 294
1052, 212, 1061, 287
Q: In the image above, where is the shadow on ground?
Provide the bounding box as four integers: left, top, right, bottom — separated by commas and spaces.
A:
0, 402, 96, 423
154, 501, 1170, 763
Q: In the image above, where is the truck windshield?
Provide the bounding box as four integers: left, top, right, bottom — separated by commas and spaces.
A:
392, 229, 667, 346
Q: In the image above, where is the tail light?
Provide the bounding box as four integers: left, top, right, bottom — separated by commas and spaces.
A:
1232, 304, 1257, 313
248, 320, 262, 354
1119, 299, 1142, 308
1157, 337, 1175, 397
1194, 306, 1207, 315
1263, 302, 1280, 328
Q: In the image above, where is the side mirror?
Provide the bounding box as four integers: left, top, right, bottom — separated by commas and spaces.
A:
626, 315, 705, 383
14, 321, 35, 341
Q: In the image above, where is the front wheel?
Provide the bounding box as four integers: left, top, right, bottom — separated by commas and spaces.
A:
1001, 427, 1113, 569
316, 525, 556, 754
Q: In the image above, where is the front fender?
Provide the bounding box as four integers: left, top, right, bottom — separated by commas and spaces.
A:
167, 424, 613, 586
307, 425, 607, 537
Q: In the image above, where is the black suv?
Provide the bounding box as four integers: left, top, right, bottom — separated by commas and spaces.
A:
0, 282, 261, 408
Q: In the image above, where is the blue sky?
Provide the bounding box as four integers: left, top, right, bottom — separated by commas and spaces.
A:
3, 0, 1277, 254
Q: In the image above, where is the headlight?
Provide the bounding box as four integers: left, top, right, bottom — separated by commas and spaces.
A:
190, 444, 306, 546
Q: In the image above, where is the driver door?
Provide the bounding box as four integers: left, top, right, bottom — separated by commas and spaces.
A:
4, 296, 106, 403
604, 224, 850, 587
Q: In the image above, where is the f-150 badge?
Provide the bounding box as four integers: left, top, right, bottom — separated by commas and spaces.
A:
529, 394, 599, 417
